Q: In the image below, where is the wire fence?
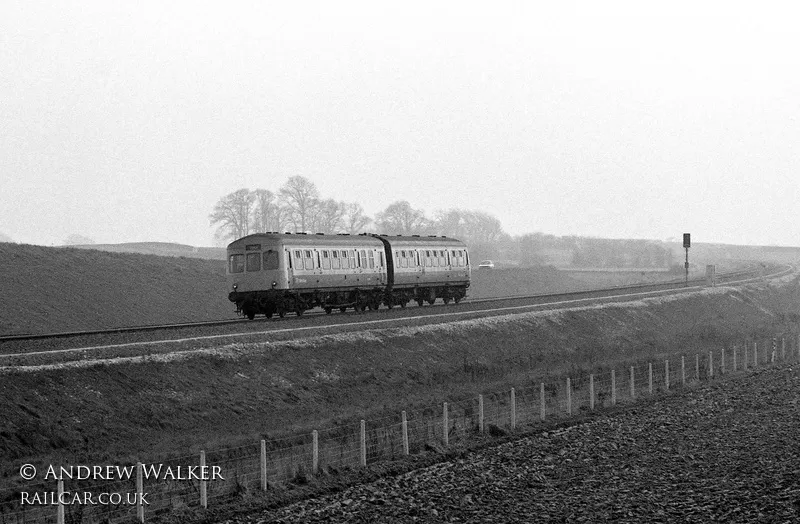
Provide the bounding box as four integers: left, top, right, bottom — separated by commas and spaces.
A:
2, 333, 798, 524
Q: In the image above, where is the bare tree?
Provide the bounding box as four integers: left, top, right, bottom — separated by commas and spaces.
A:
313, 199, 346, 234
209, 188, 256, 242
279, 176, 320, 232
343, 202, 372, 234
374, 201, 428, 235
251, 189, 285, 233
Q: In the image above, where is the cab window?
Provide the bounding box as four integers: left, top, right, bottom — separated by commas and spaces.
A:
246, 252, 261, 272
263, 250, 279, 270
229, 254, 244, 273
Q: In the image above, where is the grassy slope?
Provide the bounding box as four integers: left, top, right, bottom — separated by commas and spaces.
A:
0, 243, 230, 335
0, 243, 605, 336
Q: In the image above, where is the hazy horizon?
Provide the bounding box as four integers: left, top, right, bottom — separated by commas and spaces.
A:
2, 2, 799, 248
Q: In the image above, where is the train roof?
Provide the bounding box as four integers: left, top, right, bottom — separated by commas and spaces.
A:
227, 233, 383, 249
227, 233, 466, 250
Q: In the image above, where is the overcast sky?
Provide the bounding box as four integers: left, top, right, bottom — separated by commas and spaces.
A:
2, 1, 798, 247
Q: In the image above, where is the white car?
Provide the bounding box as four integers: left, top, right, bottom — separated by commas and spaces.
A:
478, 260, 495, 269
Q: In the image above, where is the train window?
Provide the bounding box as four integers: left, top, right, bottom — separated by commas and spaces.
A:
379, 252, 385, 267
341, 250, 350, 269
368, 250, 375, 268
321, 250, 331, 270
246, 252, 261, 272
331, 250, 340, 270
359, 250, 366, 268
304, 250, 314, 270
431, 255, 438, 267
246, 244, 261, 251
348, 250, 357, 268
229, 254, 244, 273
263, 250, 279, 270
294, 250, 302, 260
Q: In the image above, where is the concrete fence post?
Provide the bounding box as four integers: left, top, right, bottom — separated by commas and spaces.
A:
695, 354, 700, 381
630, 366, 635, 399
401, 411, 409, 455
540, 383, 546, 421
708, 351, 714, 379
312, 431, 319, 475
665, 361, 669, 390
648, 363, 653, 394
589, 375, 595, 411
566, 378, 572, 416
200, 450, 207, 509
136, 462, 144, 523
360, 420, 366, 467
772, 337, 777, 363
681, 356, 686, 386
721, 348, 725, 374
260, 440, 267, 491
443, 402, 449, 447
57, 478, 64, 524
510, 388, 516, 430
478, 395, 484, 433
611, 370, 616, 406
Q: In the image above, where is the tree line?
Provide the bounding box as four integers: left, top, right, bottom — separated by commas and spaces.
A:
209, 176, 504, 254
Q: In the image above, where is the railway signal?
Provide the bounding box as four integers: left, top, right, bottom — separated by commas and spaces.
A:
683, 233, 691, 286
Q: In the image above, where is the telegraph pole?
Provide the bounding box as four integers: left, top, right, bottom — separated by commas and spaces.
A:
683, 233, 691, 286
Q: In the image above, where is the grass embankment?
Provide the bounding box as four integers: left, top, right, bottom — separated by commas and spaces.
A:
0, 242, 678, 336
2, 277, 799, 488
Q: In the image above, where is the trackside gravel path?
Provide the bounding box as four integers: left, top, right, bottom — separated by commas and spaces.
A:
223, 366, 800, 523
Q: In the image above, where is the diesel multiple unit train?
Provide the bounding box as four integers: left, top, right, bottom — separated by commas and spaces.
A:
227, 233, 471, 319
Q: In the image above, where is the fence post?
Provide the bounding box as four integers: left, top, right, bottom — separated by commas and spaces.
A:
695, 354, 700, 381
744, 344, 748, 370
665, 361, 669, 390
478, 395, 484, 433
540, 383, 546, 421
443, 402, 449, 447
733, 347, 737, 372
754, 342, 758, 368
589, 375, 595, 411
708, 351, 714, 378
630, 366, 635, 399
312, 430, 319, 475
721, 348, 725, 374
136, 462, 144, 523
772, 337, 777, 363
57, 478, 64, 524
648, 363, 653, 394
681, 356, 686, 386
611, 370, 616, 406
510, 388, 516, 429
360, 420, 366, 467
401, 411, 409, 455
566, 378, 572, 416
782, 337, 786, 361
200, 450, 207, 509
260, 440, 267, 491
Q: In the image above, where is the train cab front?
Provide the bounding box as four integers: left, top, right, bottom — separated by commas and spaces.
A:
226, 243, 287, 319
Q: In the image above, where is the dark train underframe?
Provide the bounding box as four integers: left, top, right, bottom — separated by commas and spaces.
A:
229, 285, 468, 319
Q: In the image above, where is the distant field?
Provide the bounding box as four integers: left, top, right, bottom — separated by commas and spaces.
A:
0, 243, 709, 336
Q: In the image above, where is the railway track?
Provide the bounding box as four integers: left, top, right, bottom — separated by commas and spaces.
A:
0, 263, 790, 363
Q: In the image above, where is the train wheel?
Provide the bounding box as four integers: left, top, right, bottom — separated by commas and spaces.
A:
324, 307, 333, 315
244, 308, 255, 320
266, 312, 273, 319
296, 309, 304, 317
387, 303, 393, 310
339, 307, 347, 313
400, 301, 406, 309
454, 296, 462, 304
278, 309, 286, 318
443, 297, 451, 305
369, 301, 379, 310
